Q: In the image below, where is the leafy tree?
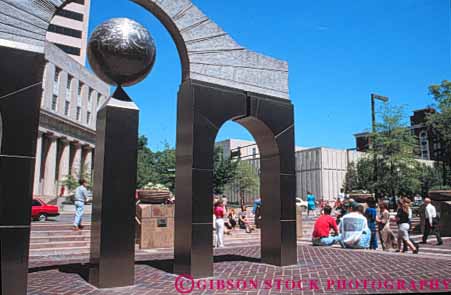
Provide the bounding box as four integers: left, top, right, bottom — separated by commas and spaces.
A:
60, 164, 92, 193
427, 80, 451, 186
137, 135, 158, 189
213, 146, 239, 194
151, 143, 176, 192
369, 104, 418, 197
344, 104, 437, 197
233, 161, 259, 206
417, 163, 443, 196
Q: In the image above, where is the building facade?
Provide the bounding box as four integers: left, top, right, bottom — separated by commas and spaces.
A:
216, 139, 363, 203
34, 43, 109, 201
46, 0, 90, 65
355, 108, 442, 161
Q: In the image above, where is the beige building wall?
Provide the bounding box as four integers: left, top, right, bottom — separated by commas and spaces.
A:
34, 44, 109, 202
46, 0, 91, 65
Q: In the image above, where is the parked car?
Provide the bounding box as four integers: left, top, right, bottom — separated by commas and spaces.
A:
32, 198, 59, 221
296, 198, 308, 208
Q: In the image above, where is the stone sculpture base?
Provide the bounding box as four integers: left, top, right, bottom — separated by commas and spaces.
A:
89, 87, 139, 288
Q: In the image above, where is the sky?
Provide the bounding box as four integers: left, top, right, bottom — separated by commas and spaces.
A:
87, 0, 451, 151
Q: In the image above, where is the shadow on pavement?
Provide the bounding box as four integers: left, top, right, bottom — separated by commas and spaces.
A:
137, 255, 262, 274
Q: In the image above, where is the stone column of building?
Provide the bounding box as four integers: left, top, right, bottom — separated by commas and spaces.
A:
71, 141, 82, 178
57, 138, 71, 195
82, 145, 93, 177
42, 133, 58, 198
33, 132, 43, 196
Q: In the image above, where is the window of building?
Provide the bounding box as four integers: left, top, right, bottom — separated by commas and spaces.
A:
76, 106, 81, 121
87, 111, 91, 125
55, 9, 84, 22
53, 43, 81, 56
51, 95, 58, 111
48, 24, 83, 39
97, 93, 101, 105
78, 83, 83, 96
64, 101, 70, 116
67, 75, 72, 89
419, 130, 430, 160
54, 67, 60, 82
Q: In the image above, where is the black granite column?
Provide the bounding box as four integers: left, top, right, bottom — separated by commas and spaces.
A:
174, 80, 247, 277
174, 79, 297, 277
0, 46, 45, 295
89, 87, 139, 288
237, 95, 297, 267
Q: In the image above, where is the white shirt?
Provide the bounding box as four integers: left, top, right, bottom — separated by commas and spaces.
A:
425, 203, 437, 225
339, 212, 369, 247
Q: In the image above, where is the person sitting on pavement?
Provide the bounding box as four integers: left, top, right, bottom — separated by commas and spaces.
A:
225, 208, 237, 232
339, 203, 371, 249
239, 205, 254, 233
312, 205, 341, 246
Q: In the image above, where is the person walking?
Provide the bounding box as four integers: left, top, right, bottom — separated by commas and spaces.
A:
73, 179, 90, 231
214, 200, 226, 248
395, 199, 418, 254
421, 198, 443, 245
376, 202, 396, 251
307, 192, 316, 217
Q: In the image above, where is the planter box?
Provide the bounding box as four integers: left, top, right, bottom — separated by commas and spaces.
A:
136, 204, 174, 249
136, 189, 171, 204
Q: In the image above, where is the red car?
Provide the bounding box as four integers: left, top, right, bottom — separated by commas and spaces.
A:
32, 198, 59, 221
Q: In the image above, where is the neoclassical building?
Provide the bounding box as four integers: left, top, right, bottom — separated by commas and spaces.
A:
34, 44, 109, 201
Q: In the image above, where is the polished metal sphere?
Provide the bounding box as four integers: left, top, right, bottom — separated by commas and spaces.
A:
87, 18, 156, 87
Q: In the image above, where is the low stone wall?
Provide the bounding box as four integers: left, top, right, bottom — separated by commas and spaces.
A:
136, 204, 174, 249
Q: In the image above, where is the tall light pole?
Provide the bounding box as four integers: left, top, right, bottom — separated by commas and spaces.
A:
371, 93, 389, 199
371, 93, 389, 132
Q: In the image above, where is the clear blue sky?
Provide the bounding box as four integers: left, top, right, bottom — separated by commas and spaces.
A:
88, 0, 451, 151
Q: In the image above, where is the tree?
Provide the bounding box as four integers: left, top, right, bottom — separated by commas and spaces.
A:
427, 80, 451, 186
137, 135, 158, 189
369, 104, 419, 197
344, 104, 430, 197
233, 161, 259, 206
213, 146, 239, 195
151, 143, 176, 192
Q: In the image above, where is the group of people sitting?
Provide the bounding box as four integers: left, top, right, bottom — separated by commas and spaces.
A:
213, 196, 262, 248
312, 195, 441, 253
312, 202, 372, 249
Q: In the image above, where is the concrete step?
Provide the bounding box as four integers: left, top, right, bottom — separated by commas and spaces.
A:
31, 230, 90, 237
29, 247, 90, 257
31, 224, 92, 231
30, 236, 91, 243
30, 241, 89, 250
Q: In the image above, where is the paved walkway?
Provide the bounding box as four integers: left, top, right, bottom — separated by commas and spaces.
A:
28, 213, 451, 294
28, 244, 451, 295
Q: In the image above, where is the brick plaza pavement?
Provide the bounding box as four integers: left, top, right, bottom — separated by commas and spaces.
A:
28, 244, 451, 295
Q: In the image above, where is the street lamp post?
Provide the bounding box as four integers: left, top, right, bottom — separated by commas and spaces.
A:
371, 93, 389, 199
371, 93, 389, 132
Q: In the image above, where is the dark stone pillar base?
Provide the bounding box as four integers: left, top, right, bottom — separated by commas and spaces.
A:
89, 87, 139, 288
174, 79, 297, 278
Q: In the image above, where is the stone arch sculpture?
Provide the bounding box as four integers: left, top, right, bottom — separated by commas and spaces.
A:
0, 0, 297, 293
